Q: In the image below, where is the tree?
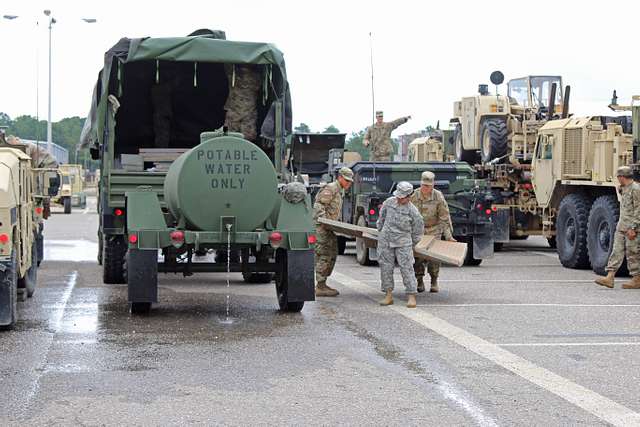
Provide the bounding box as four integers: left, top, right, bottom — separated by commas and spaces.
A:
323, 125, 340, 134
345, 129, 369, 160
294, 123, 311, 133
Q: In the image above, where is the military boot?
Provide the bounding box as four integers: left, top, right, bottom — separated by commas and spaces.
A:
430, 277, 439, 293
595, 271, 615, 289
416, 277, 425, 293
407, 294, 417, 308
379, 289, 393, 306
316, 282, 339, 297
622, 276, 640, 289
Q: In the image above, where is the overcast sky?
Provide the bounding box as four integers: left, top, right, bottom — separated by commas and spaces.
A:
1, 0, 638, 136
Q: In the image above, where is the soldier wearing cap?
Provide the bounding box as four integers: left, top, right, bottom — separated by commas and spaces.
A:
313, 167, 354, 297
377, 181, 424, 308
363, 111, 411, 161
411, 171, 454, 293
595, 166, 640, 289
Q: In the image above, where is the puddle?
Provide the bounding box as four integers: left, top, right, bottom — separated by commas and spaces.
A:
44, 240, 98, 262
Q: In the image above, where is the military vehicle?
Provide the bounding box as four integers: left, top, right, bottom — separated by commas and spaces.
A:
289, 132, 346, 198
83, 31, 315, 313
333, 161, 495, 266
32, 168, 60, 266
0, 147, 39, 329
452, 72, 569, 164
53, 164, 86, 214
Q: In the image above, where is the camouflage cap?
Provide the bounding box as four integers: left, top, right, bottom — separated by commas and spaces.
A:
375, 111, 383, 117
421, 171, 435, 185
393, 181, 414, 198
338, 166, 354, 182
616, 166, 633, 178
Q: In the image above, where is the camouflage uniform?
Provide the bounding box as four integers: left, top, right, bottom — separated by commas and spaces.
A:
364, 116, 410, 161
313, 168, 353, 294
606, 181, 640, 277
411, 187, 453, 289
377, 195, 424, 294
225, 64, 261, 141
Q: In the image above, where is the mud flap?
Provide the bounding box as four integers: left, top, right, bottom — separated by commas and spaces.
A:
0, 279, 13, 325
284, 249, 315, 303
473, 235, 495, 259
127, 250, 158, 303
492, 208, 510, 243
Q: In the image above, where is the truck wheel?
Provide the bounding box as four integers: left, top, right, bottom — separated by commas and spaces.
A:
556, 193, 592, 269
36, 225, 44, 267
274, 250, 306, 312
337, 236, 347, 255
97, 233, 103, 265
462, 236, 482, 266
242, 272, 273, 284
356, 217, 374, 266
0, 248, 18, 329
479, 118, 508, 163
103, 235, 127, 284
63, 197, 72, 214
587, 195, 629, 276
454, 125, 478, 163
126, 249, 158, 315
18, 238, 38, 298
547, 236, 557, 249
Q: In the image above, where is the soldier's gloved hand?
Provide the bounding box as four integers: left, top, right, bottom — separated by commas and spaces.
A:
627, 229, 637, 240
363, 139, 370, 147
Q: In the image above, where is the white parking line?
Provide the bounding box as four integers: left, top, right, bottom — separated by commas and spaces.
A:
332, 272, 640, 427
417, 304, 640, 307
499, 342, 640, 347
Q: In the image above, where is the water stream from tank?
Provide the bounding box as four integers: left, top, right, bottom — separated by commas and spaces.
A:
219, 223, 234, 325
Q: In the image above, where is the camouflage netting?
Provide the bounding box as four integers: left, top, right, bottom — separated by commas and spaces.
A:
282, 182, 307, 204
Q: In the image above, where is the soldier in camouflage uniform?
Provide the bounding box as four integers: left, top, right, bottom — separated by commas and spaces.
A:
225, 64, 261, 141
411, 171, 454, 293
595, 166, 640, 289
313, 167, 354, 297
377, 181, 424, 308
6, 136, 58, 169
363, 111, 411, 161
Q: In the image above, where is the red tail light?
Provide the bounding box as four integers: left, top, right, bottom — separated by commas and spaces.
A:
35, 207, 43, 215
369, 209, 376, 215
308, 234, 317, 244
485, 209, 492, 215
128, 234, 138, 244
170, 230, 185, 245
114, 208, 124, 217
492, 206, 498, 212
0, 234, 9, 244
270, 232, 283, 247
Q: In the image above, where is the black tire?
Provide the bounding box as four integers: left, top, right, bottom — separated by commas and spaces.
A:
547, 236, 557, 249
18, 238, 37, 298
0, 248, 18, 329
355, 217, 374, 266
242, 272, 274, 284
63, 197, 71, 214
479, 118, 508, 163
462, 236, 483, 266
36, 227, 44, 267
510, 235, 529, 241
275, 250, 304, 312
194, 248, 208, 257
587, 195, 628, 276
337, 236, 347, 255
97, 232, 103, 265
556, 193, 592, 269
454, 124, 478, 163
494, 242, 504, 252
103, 235, 127, 284
130, 302, 151, 315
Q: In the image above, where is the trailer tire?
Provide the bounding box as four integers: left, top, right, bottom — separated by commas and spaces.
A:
480, 118, 508, 163
556, 193, 592, 269
337, 236, 347, 255
63, 197, 72, 214
356, 217, 375, 266
454, 125, 478, 163
462, 236, 482, 266
242, 272, 273, 284
103, 235, 127, 284
587, 195, 629, 276
547, 236, 557, 249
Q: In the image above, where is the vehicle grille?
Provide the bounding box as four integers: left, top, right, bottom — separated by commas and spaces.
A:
562, 128, 582, 176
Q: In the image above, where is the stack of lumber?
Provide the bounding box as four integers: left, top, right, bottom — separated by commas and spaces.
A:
139, 148, 189, 171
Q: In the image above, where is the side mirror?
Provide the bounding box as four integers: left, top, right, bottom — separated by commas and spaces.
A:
90, 144, 100, 160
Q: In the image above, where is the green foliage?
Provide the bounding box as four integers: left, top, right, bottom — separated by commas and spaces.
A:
322, 125, 340, 134
294, 123, 311, 133
345, 129, 369, 160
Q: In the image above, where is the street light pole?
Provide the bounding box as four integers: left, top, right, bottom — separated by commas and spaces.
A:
44, 10, 55, 154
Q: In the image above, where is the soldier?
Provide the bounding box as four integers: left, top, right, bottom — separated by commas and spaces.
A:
6, 136, 58, 168
595, 166, 640, 289
363, 111, 411, 161
411, 171, 455, 293
313, 167, 354, 297
224, 64, 261, 141
377, 181, 424, 308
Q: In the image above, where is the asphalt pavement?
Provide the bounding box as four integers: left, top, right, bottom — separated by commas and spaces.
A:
1, 196, 640, 426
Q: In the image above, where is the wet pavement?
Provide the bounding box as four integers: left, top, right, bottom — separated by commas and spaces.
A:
1, 197, 640, 425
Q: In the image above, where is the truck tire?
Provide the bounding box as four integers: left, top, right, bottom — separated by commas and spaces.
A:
337, 236, 347, 255
18, 238, 38, 298
479, 118, 508, 163
63, 197, 72, 214
556, 193, 592, 269
103, 235, 127, 284
356, 217, 374, 266
454, 125, 478, 163
275, 250, 305, 312
0, 248, 18, 329
126, 249, 158, 315
587, 195, 629, 276
547, 236, 557, 249
462, 236, 482, 266
242, 272, 273, 284
36, 224, 44, 267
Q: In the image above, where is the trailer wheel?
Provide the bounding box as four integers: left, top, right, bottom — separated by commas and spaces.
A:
547, 236, 557, 249
275, 250, 306, 312
461, 236, 482, 266
556, 193, 592, 269
63, 197, 72, 214
356, 217, 375, 266
454, 125, 478, 163
587, 195, 628, 276
242, 272, 273, 284
103, 234, 127, 284
0, 248, 18, 329
479, 118, 508, 163
126, 249, 158, 315
18, 237, 38, 298
337, 236, 347, 255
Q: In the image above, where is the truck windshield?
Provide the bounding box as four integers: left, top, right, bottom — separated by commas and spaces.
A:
530, 77, 562, 109
508, 79, 528, 107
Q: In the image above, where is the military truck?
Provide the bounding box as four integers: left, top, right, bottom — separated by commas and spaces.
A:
0, 147, 39, 329
53, 164, 86, 214
83, 31, 315, 314
333, 161, 495, 266
32, 168, 60, 266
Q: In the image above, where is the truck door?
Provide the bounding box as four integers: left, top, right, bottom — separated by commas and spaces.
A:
462, 98, 477, 150
532, 134, 555, 207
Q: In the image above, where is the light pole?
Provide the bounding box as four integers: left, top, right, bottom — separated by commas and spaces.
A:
43, 10, 55, 154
